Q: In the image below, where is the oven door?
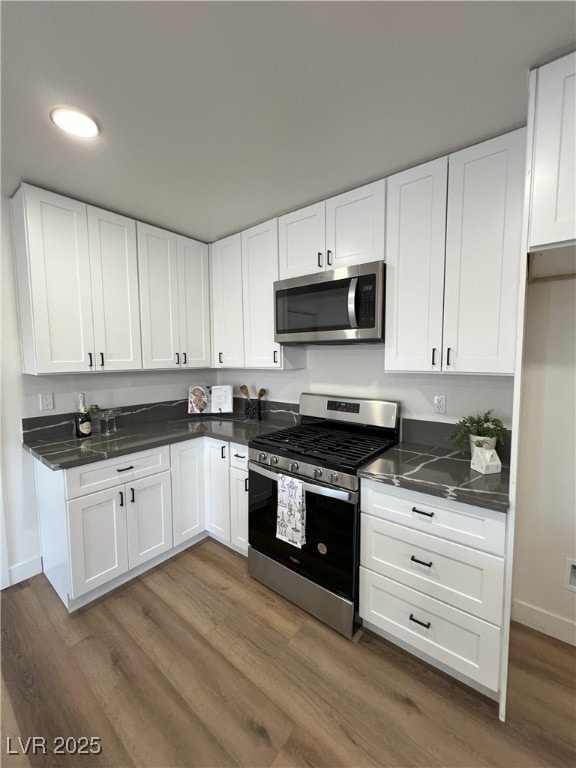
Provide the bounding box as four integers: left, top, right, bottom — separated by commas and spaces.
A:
248, 462, 359, 600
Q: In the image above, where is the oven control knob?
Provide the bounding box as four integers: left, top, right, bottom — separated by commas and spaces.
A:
313, 468, 323, 479
329, 472, 339, 484
289, 462, 300, 473
258, 452, 268, 462
269, 455, 279, 466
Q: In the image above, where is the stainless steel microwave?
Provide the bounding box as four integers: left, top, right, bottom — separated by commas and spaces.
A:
274, 261, 385, 344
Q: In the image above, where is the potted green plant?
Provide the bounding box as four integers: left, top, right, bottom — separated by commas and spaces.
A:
451, 410, 507, 455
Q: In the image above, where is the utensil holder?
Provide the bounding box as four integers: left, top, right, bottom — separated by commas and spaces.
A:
244, 399, 262, 422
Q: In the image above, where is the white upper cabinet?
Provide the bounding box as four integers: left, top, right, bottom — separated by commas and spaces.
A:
177, 236, 211, 368
385, 159, 447, 372
529, 52, 576, 250
88, 206, 141, 371
242, 218, 281, 368
325, 180, 386, 270
211, 233, 245, 368
11, 185, 95, 374
138, 223, 180, 369
443, 129, 526, 374
385, 130, 525, 375
278, 201, 326, 279
278, 181, 386, 280
139, 224, 210, 370
11, 185, 144, 375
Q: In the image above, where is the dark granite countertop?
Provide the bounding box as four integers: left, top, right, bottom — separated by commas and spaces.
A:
23, 416, 286, 471
359, 442, 509, 514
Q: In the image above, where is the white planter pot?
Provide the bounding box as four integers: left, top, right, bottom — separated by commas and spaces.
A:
469, 434, 497, 454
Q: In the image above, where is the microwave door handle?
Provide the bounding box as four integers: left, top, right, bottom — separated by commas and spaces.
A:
347, 278, 359, 328
248, 462, 356, 504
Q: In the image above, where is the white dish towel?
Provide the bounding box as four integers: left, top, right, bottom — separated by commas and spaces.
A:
276, 474, 306, 549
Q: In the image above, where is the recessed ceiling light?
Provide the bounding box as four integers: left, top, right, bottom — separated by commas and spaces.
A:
50, 107, 100, 139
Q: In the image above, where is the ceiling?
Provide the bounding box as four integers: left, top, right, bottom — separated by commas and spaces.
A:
2, 1, 575, 243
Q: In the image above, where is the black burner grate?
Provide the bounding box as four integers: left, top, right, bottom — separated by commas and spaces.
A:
255, 423, 396, 470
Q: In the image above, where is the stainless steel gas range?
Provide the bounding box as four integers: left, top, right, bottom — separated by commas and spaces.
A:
247, 393, 400, 638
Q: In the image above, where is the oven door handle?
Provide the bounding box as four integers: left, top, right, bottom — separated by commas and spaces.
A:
249, 462, 357, 504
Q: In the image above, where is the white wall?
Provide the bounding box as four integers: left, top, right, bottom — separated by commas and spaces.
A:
512, 277, 576, 645
219, 346, 514, 425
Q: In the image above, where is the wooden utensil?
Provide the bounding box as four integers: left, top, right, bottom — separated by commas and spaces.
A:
240, 385, 251, 400
257, 388, 266, 400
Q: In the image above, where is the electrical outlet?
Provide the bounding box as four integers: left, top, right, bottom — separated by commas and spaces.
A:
39, 393, 54, 411
564, 559, 576, 592
433, 394, 446, 415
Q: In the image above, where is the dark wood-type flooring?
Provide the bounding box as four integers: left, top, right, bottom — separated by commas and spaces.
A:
2, 539, 575, 767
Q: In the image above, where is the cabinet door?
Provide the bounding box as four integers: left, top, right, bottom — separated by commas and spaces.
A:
138, 223, 181, 369
385, 159, 447, 372
326, 180, 385, 269
242, 218, 281, 368
12, 184, 95, 374
443, 129, 526, 374
204, 439, 230, 541
211, 234, 245, 367
68, 487, 129, 598
229, 467, 249, 555
88, 206, 142, 371
530, 52, 576, 249
126, 471, 172, 568
278, 201, 326, 279
177, 236, 211, 368
170, 440, 205, 546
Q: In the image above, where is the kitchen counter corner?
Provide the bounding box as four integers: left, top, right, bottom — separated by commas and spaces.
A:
359, 442, 509, 513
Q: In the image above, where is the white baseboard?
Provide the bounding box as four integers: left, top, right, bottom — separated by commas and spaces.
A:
8, 556, 42, 586
512, 599, 576, 646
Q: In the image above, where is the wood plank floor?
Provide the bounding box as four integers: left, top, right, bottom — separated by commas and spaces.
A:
2, 539, 575, 767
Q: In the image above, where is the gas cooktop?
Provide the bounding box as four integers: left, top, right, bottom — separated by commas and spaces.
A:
252, 421, 397, 471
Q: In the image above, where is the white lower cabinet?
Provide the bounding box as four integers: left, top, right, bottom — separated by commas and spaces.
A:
36, 436, 253, 610
204, 438, 231, 542
230, 467, 249, 555
126, 472, 172, 568
68, 470, 172, 597
36, 447, 174, 607
68, 487, 129, 598
359, 568, 501, 691
171, 439, 206, 546
359, 481, 507, 697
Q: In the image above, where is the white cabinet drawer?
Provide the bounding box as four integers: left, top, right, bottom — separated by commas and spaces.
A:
360, 514, 504, 624
229, 442, 249, 470
359, 567, 501, 691
65, 446, 170, 499
361, 480, 506, 556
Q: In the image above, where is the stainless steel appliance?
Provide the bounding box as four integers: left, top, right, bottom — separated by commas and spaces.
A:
248, 393, 399, 638
274, 262, 385, 344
